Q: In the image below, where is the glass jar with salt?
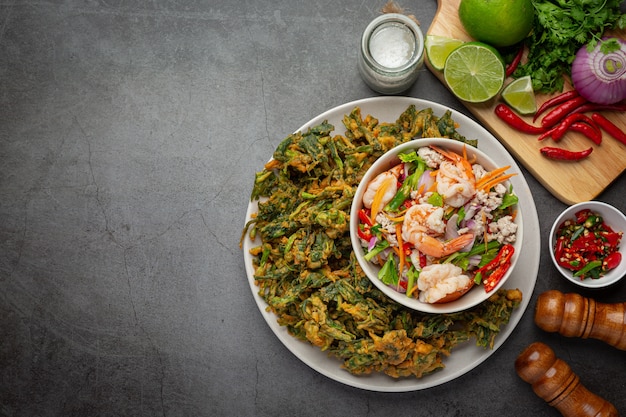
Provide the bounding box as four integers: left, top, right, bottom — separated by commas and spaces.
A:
358, 13, 424, 94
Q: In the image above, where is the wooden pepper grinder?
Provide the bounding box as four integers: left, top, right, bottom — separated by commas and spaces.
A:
515, 342, 619, 417
534, 290, 626, 350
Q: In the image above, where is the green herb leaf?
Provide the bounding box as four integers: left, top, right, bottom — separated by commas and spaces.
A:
515, 0, 625, 94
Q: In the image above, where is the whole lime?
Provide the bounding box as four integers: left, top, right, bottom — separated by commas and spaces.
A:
458, 0, 534, 48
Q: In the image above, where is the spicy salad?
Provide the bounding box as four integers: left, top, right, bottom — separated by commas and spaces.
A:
356, 145, 519, 304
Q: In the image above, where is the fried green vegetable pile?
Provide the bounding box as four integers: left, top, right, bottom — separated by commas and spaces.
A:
242, 105, 522, 379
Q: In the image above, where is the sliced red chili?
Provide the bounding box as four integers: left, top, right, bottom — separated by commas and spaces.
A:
403, 242, 414, 256
603, 252, 622, 271
483, 265, 509, 292
553, 209, 623, 278
419, 252, 428, 268
357, 227, 372, 241
574, 209, 593, 224
476, 244, 515, 292
602, 232, 622, 247
358, 209, 373, 226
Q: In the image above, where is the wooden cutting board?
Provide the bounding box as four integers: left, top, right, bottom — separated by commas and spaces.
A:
426, 0, 626, 205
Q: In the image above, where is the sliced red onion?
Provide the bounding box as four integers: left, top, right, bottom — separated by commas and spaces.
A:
464, 203, 477, 220
398, 163, 408, 183
417, 169, 434, 192
445, 214, 474, 252
368, 236, 378, 251
468, 255, 482, 267
571, 37, 626, 105
445, 214, 460, 240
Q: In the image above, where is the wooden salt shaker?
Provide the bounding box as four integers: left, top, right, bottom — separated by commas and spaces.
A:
534, 290, 626, 350
515, 342, 619, 417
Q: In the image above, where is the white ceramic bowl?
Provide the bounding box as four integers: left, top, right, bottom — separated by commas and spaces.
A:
349, 138, 523, 313
549, 201, 626, 289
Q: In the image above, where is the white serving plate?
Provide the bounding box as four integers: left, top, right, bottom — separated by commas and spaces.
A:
242, 96, 540, 392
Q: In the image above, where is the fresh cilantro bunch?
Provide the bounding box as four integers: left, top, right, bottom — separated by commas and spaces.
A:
514, 0, 626, 94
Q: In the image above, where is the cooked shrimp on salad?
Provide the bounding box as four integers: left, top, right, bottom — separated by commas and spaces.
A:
357, 145, 519, 304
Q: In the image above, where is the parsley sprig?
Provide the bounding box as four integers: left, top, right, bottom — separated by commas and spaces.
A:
514, 0, 626, 94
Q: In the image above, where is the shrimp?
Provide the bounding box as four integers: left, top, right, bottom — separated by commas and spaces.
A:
417, 264, 473, 304
362, 164, 403, 209
431, 146, 476, 208
402, 203, 474, 258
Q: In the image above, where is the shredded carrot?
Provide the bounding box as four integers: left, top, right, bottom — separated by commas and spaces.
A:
478, 173, 517, 192
511, 209, 517, 221
476, 166, 515, 191
370, 175, 395, 222
476, 165, 510, 186
385, 213, 405, 222
417, 183, 425, 195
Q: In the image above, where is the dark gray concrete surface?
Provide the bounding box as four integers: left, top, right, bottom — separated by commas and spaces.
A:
2, 1, 625, 416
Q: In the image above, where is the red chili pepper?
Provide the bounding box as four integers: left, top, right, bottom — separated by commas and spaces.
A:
533, 90, 579, 122
537, 126, 558, 141
574, 208, 593, 224
357, 208, 375, 240
571, 234, 601, 253
603, 252, 622, 271
569, 122, 602, 145
357, 227, 372, 241
602, 231, 622, 247
358, 209, 373, 226
568, 102, 626, 116
419, 252, 428, 268
505, 45, 524, 77
540, 96, 587, 128
404, 243, 413, 256
494, 104, 546, 134
591, 113, 626, 145
540, 146, 593, 161
476, 244, 514, 292
550, 113, 597, 142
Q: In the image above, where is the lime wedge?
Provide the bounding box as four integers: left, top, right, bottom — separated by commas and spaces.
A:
501, 75, 537, 115
425, 35, 464, 71
443, 42, 505, 103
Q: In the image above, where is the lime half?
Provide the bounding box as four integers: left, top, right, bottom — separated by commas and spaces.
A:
501, 75, 537, 115
443, 42, 505, 103
426, 35, 464, 71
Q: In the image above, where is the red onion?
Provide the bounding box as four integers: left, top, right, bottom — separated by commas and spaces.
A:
445, 214, 460, 240
417, 169, 434, 191
445, 214, 474, 252
368, 236, 378, 251
571, 37, 626, 105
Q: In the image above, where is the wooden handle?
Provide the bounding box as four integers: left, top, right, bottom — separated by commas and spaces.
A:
535, 290, 626, 350
515, 342, 619, 417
